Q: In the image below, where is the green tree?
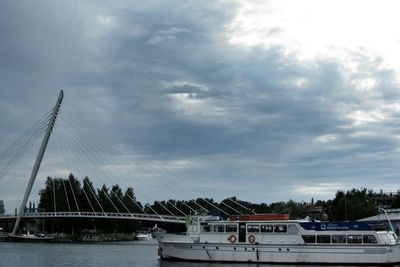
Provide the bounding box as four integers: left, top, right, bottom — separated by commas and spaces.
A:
122, 187, 143, 213
392, 196, 400, 208
285, 199, 305, 219
110, 184, 124, 212
38, 177, 56, 212
0, 200, 5, 214
327, 188, 377, 220
82, 176, 100, 212
98, 184, 115, 212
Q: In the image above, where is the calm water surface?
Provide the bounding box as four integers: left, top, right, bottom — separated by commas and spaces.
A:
0, 240, 395, 267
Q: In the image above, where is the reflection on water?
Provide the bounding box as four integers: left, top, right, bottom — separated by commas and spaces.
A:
0, 241, 394, 267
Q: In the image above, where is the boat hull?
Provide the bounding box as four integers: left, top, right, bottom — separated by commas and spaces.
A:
8, 234, 54, 242
158, 241, 400, 265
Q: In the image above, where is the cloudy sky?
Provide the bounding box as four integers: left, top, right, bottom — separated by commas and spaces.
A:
1, 0, 400, 212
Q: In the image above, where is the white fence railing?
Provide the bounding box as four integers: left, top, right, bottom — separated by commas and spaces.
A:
0, 212, 185, 223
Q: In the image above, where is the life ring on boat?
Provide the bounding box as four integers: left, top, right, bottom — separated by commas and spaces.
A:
248, 235, 256, 244
228, 234, 237, 243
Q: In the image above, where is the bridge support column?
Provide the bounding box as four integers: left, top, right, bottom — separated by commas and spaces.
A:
11, 91, 64, 236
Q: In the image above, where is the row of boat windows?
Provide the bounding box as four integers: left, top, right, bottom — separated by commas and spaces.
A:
202, 224, 237, 233
201, 224, 294, 234
302, 234, 377, 244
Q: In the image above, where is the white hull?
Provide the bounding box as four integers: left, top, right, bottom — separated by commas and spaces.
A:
157, 214, 400, 265
159, 241, 400, 264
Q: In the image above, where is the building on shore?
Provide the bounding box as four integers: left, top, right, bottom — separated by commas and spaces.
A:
371, 190, 400, 209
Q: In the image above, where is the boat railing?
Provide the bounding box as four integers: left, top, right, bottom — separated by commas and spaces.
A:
378, 208, 399, 242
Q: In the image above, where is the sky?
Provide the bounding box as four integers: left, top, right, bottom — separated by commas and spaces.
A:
1, 0, 400, 212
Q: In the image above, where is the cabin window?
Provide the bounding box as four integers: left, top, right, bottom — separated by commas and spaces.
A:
247, 224, 260, 233
213, 225, 225, 233
202, 225, 211, 233
347, 235, 362, 244
274, 225, 287, 233
363, 235, 378, 244
287, 224, 299, 234
332, 235, 346, 243
260, 225, 273, 233
302, 235, 316, 243
317, 235, 331, 244
226, 224, 237, 233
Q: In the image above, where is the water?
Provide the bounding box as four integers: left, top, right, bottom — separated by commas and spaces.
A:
0, 240, 394, 267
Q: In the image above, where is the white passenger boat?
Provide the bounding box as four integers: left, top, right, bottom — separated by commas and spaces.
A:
157, 213, 400, 265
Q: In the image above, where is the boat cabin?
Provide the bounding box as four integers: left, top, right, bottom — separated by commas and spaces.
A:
187, 215, 397, 246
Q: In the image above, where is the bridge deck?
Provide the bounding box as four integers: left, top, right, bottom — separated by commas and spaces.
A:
0, 212, 185, 224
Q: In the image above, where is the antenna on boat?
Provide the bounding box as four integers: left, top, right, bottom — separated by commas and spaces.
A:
11, 90, 64, 236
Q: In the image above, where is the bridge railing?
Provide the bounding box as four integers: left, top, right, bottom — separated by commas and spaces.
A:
0, 211, 185, 223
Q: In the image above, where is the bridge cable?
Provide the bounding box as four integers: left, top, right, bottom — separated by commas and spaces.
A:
53, 129, 80, 213
63, 112, 230, 216
53, 128, 79, 213
55, 127, 107, 215
0, 109, 50, 163
144, 202, 161, 217
82, 178, 99, 213
122, 145, 250, 215
61, 111, 206, 216
220, 200, 241, 214
57, 120, 148, 215
60, 112, 182, 218
0, 111, 53, 181
226, 197, 256, 214
58, 123, 124, 215
52, 177, 57, 213
60, 116, 185, 219
60, 124, 134, 216
55, 126, 108, 214
0, 126, 46, 179
62, 180, 71, 212
0, 109, 52, 163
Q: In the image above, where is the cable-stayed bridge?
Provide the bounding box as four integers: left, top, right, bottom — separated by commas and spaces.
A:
0, 90, 253, 235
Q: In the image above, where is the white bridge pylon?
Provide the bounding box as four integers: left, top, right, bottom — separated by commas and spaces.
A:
0, 212, 185, 224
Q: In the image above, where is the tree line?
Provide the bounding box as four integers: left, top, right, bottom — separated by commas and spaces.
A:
38, 174, 144, 214
37, 174, 389, 221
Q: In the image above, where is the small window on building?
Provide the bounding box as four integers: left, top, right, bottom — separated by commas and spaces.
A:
363, 235, 378, 244
347, 235, 362, 244
332, 235, 346, 244
202, 225, 211, 233
247, 224, 260, 233
226, 224, 237, 233
261, 225, 273, 233
317, 235, 331, 244
213, 224, 225, 233
274, 225, 287, 233
302, 235, 316, 243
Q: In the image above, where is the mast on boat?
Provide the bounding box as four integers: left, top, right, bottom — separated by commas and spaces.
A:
11, 90, 64, 236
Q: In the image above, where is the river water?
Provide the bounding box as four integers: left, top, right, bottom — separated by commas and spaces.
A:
0, 240, 393, 267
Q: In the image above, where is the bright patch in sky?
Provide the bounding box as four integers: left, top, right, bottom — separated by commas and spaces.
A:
293, 183, 346, 196
229, 0, 400, 73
